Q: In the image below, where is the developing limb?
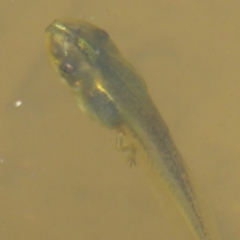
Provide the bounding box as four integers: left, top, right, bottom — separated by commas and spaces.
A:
116, 129, 136, 166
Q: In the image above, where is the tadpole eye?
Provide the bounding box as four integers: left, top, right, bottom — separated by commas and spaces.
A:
59, 62, 76, 75
94, 28, 109, 41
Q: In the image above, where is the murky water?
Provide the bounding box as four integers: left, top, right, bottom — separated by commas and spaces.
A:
0, 1, 239, 239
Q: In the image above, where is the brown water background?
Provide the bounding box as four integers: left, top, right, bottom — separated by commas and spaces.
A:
0, 1, 239, 239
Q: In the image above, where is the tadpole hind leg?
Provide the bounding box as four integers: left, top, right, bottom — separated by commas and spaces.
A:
116, 129, 136, 166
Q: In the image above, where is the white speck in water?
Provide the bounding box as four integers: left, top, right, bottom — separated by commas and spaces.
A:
15, 100, 22, 107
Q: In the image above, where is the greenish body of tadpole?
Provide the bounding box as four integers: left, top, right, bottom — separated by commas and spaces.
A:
45, 19, 220, 240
